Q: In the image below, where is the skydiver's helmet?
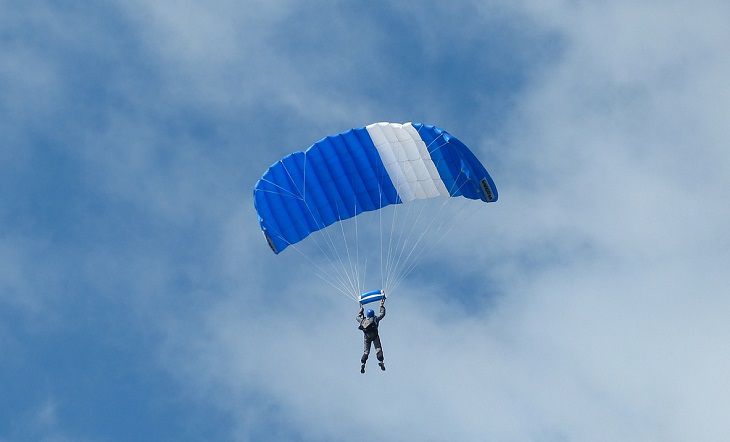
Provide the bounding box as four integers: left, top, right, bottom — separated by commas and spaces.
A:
366, 309, 375, 318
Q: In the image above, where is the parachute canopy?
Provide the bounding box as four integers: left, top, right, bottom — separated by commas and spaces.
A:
254, 122, 497, 254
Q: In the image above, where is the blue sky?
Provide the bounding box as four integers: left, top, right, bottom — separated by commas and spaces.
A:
2, 1, 730, 441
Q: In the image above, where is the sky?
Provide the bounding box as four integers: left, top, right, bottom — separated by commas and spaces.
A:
2, 0, 730, 441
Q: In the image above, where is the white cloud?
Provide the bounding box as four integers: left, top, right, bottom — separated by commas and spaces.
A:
157, 1, 730, 441
2, 0, 729, 440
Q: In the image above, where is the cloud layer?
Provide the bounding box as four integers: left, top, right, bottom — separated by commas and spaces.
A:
2, 1, 729, 440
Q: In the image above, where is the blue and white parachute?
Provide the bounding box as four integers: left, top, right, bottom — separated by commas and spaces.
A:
254, 122, 497, 254
253, 122, 497, 301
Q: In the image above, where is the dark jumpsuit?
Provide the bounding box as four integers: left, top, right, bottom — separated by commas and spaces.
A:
357, 305, 386, 364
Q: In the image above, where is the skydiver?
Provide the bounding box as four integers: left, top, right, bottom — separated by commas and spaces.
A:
357, 298, 386, 373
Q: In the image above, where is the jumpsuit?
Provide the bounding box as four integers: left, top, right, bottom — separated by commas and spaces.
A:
357, 305, 386, 364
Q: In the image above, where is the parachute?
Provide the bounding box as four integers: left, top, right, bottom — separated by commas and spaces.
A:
253, 122, 497, 300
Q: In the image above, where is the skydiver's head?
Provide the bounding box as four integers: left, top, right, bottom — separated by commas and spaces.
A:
366, 309, 375, 318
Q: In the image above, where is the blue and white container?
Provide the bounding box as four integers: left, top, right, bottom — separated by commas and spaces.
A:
359, 290, 386, 305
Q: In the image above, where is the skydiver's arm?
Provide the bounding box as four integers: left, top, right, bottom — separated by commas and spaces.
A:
376, 305, 386, 321
357, 305, 364, 322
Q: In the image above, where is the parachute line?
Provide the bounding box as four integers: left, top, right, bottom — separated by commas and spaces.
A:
389, 174, 472, 293
354, 199, 361, 296
258, 177, 301, 199
391, 202, 479, 294
335, 200, 358, 298
271, 234, 355, 300
386, 168, 466, 294
379, 180, 384, 290
281, 158, 361, 298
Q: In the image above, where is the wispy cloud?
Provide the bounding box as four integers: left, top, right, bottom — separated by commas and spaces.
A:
160, 1, 730, 440
2, 0, 729, 440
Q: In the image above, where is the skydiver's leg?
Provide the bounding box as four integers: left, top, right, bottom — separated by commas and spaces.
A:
362, 337, 372, 362
374, 335, 385, 371
360, 337, 372, 373
373, 335, 383, 361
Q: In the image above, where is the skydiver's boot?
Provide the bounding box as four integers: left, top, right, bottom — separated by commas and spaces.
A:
360, 363, 366, 374
379, 362, 385, 371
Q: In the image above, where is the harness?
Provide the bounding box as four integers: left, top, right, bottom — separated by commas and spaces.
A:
360, 317, 378, 335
